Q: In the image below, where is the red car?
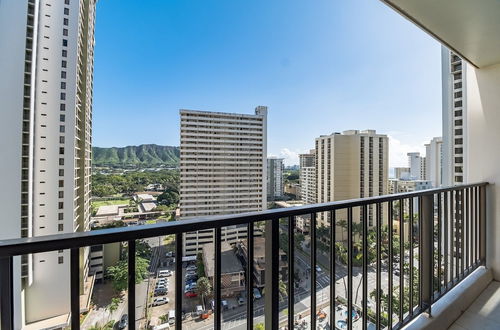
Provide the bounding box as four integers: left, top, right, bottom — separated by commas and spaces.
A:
185, 291, 198, 298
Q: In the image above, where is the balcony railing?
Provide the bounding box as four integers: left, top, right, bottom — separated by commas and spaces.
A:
0, 183, 487, 330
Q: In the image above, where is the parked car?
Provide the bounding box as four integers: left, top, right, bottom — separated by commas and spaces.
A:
253, 288, 262, 299
186, 270, 197, 276
168, 310, 175, 325
210, 300, 229, 311
238, 296, 245, 306
186, 265, 197, 271
118, 314, 128, 329
153, 297, 169, 306
156, 284, 168, 290
185, 274, 198, 281
166, 251, 175, 257
154, 289, 167, 296
158, 270, 171, 277
316, 265, 322, 273
185, 291, 198, 298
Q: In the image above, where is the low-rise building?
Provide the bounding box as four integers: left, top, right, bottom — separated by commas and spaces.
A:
389, 179, 433, 194
236, 238, 287, 289
202, 242, 245, 297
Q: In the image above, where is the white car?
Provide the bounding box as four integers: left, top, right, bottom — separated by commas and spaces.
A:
186, 265, 197, 271
156, 284, 168, 290
186, 271, 197, 276
153, 297, 169, 306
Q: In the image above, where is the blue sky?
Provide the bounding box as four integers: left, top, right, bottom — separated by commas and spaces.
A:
93, 0, 442, 166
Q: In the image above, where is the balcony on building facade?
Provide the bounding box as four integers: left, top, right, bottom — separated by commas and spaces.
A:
0, 183, 488, 330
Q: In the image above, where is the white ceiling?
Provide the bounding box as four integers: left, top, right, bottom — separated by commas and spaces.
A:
382, 0, 500, 68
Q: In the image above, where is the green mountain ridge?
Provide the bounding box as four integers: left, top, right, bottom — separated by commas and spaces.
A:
92, 144, 180, 167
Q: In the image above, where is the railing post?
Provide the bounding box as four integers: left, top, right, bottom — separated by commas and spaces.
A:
264, 218, 279, 330
480, 185, 487, 265
421, 194, 434, 315
128, 240, 136, 330
0, 256, 14, 330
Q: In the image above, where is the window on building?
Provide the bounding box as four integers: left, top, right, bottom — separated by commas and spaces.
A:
58, 224, 64, 231
58, 256, 64, 264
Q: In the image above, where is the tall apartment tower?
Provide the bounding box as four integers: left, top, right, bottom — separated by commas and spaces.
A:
394, 167, 410, 180
179, 107, 267, 255
408, 152, 427, 180
0, 0, 96, 328
425, 137, 443, 187
442, 46, 467, 185
267, 157, 284, 201
315, 130, 389, 232
299, 150, 316, 204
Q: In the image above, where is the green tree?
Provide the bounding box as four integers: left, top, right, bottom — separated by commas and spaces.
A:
197, 277, 213, 306
106, 257, 150, 292
254, 323, 265, 330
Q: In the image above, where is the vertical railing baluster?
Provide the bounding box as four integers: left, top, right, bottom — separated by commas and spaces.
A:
347, 207, 353, 330
421, 194, 434, 315
311, 213, 317, 330
409, 198, 414, 316
456, 190, 459, 279
215, 227, 222, 330
418, 197, 423, 309
70, 248, 80, 330
330, 210, 336, 329
475, 187, 479, 266
480, 185, 486, 265
264, 219, 279, 329
362, 204, 368, 330
437, 193, 442, 294
461, 189, 465, 277
128, 240, 136, 330
288, 216, 295, 329
464, 188, 471, 276
247, 222, 254, 330
175, 233, 183, 330
0, 256, 13, 330
450, 191, 455, 288
388, 200, 393, 329
399, 198, 404, 323
376, 203, 382, 329
444, 192, 449, 292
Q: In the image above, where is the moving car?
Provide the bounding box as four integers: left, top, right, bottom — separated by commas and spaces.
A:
238, 296, 245, 306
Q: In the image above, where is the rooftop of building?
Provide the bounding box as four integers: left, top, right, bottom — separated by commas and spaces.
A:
203, 242, 244, 278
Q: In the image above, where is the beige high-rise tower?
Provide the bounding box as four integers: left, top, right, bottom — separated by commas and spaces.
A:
179, 107, 267, 255
299, 150, 316, 204
0, 0, 96, 328
315, 130, 388, 235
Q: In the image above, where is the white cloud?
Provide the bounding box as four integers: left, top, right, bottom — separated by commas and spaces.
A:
268, 148, 304, 166
388, 135, 425, 168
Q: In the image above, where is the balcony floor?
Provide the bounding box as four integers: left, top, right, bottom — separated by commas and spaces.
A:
449, 280, 500, 330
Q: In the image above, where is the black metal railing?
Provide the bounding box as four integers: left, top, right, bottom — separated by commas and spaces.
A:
0, 183, 487, 330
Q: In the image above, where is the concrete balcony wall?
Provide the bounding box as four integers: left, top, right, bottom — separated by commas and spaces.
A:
466, 62, 500, 280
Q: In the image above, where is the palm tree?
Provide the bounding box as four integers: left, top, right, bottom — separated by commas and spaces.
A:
197, 277, 212, 308
336, 220, 347, 241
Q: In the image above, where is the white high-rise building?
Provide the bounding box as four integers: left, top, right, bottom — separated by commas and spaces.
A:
267, 157, 284, 201
299, 150, 316, 204
442, 47, 467, 185
425, 137, 443, 187
179, 107, 267, 255
408, 152, 427, 180
0, 0, 96, 328
315, 130, 389, 231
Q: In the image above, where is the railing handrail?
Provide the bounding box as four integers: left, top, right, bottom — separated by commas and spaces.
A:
0, 182, 487, 257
